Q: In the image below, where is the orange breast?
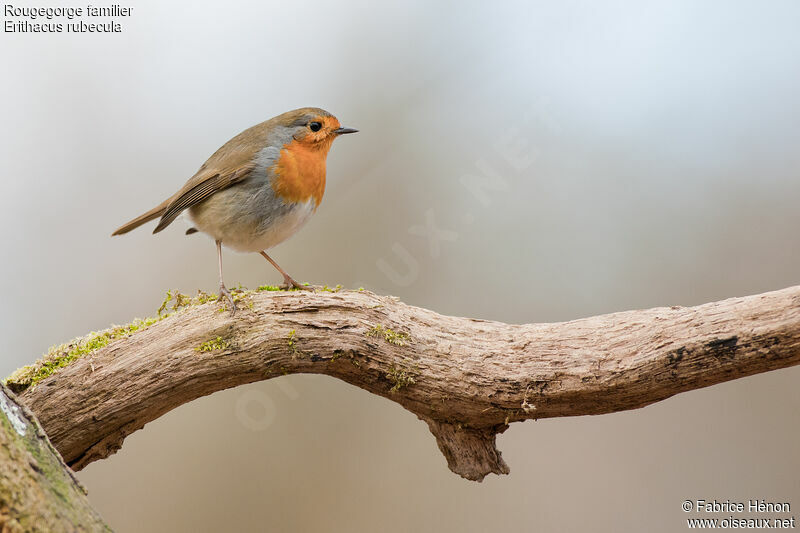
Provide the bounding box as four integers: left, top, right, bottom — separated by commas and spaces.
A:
271, 139, 331, 207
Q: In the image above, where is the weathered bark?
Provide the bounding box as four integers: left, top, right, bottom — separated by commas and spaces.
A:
10, 285, 800, 481
0, 383, 110, 532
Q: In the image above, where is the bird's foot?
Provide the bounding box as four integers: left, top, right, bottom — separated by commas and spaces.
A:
280, 275, 314, 292
219, 284, 237, 315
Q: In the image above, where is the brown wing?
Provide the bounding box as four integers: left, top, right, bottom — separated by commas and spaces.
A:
152, 162, 255, 233
112, 118, 271, 237
150, 122, 273, 233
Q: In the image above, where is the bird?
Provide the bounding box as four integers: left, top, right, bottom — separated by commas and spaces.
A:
112, 107, 357, 313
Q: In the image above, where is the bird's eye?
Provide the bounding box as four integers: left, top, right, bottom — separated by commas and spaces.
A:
308, 122, 322, 132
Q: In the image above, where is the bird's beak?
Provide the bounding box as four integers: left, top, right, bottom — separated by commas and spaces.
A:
333, 127, 358, 135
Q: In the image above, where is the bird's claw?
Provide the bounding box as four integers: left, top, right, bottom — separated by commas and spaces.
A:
219, 285, 237, 315
280, 276, 314, 292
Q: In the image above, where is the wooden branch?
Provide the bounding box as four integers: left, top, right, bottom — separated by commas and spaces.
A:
10, 285, 800, 482
0, 383, 110, 531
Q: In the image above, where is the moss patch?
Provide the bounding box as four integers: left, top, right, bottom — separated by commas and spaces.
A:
319, 284, 343, 292
5, 284, 347, 392
287, 329, 306, 358
5, 316, 164, 393
216, 287, 257, 312
6, 288, 218, 393
195, 336, 229, 352
256, 282, 315, 292
366, 324, 410, 346
386, 365, 416, 393
330, 349, 361, 367
194, 290, 219, 304
156, 289, 203, 316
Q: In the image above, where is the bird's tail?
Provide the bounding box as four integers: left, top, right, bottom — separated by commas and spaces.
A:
111, 200, 170, 236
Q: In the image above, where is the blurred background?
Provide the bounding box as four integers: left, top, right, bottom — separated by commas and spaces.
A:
2, 1, 799, 531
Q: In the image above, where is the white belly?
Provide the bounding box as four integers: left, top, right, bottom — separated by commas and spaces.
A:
239, 199, 316, 252
189, 192, 317, 253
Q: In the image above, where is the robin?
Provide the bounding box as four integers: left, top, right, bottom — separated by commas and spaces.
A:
112, 107, 357, 313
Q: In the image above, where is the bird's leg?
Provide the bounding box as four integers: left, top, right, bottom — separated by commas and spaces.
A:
259, 251, 312, 291
217, 240, 237, 314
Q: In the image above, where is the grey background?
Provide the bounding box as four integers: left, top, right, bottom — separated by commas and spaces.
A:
1, 1, 799, 531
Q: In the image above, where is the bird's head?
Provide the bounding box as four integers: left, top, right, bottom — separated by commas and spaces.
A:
276, 107, 358, 152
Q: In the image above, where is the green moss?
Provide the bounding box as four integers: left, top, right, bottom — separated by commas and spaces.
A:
366, 324, 410, 346
5, 315, 166, 393
195, 336, 229, 352
330, 349, 361, 367
157, 289, 197, 316
4, 287, 230, 393
287, 329, 305, 358
231, 289, 248, 302
319, 284, 343, 293
386, 365, 416, 393
0, 393, 111, 529
18, 423, 72, 505
257, 282, 348, 293
157, 289, 173, 316
194, 290, 219, 304
4, 283, 346, 392
173, 291, 191, 309
257, 283, 311, 292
